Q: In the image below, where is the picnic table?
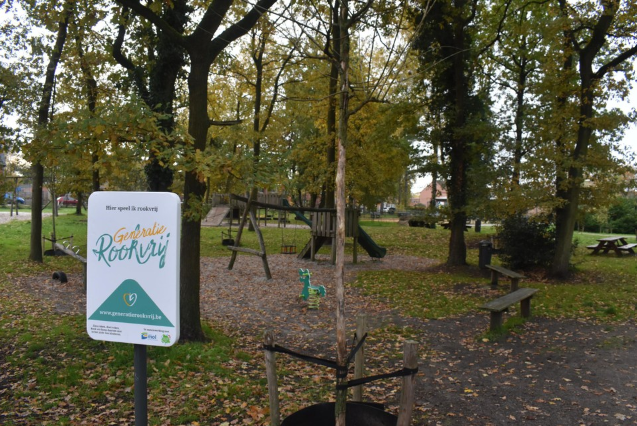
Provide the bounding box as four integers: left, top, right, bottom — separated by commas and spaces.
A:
586, 236, 637, 256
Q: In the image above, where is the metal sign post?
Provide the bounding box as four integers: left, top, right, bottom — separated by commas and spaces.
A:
134, 344, 148, 426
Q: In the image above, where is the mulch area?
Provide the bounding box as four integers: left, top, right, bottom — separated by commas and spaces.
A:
13, 253, 637, 425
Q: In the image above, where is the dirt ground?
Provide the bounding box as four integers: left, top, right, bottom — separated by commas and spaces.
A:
16, 253, 637, 425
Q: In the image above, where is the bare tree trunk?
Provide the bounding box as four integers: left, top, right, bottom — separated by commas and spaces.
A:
334, 137, 348, 426
335, 0, 350, 423
324, 1, 340, 210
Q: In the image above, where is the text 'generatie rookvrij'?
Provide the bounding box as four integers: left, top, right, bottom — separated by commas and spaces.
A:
92, 220, 171, 269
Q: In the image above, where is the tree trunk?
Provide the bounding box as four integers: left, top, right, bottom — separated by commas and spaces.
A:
446, 2, 469, 266
30, 1, 72, 262
512, 41, 527, 187
335, 0, 350, 423
324, 3, 340, 210
75, 193, 83, 215
77, 32, 99, 194
179, 59, 209, 342
430, 140, 439, 209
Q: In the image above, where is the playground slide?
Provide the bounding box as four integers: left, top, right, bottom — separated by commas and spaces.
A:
357, 225, 387, 259
282, 199, 313, 227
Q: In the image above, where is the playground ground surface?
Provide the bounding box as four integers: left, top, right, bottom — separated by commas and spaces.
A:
8, 251, 637, 425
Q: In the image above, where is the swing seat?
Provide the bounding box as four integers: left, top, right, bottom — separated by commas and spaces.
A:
222, 229, 234, 246
281, 244, 297, 254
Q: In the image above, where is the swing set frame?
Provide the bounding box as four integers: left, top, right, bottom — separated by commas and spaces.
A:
226, 193, 355, 279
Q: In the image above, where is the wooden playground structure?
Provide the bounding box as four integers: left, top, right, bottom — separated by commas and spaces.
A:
212, 193, 381, 279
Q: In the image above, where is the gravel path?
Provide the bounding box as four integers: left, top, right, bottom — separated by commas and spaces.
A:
0, 211, 51, 224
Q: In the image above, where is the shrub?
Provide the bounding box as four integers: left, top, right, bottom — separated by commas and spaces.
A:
498, 214, 556, 270
608, 198, 637, 234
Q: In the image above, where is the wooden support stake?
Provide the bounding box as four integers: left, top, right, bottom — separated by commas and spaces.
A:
264, 330, 280, 426
352, 236, 358, 264
249, 209, 272, 280
352, 314, 367, 402
396, 341, 418, 426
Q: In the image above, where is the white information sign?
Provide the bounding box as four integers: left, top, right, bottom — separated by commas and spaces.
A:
86, 192, 181, 346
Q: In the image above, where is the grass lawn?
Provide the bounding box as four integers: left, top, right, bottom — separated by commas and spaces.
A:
2, 212, 637, 424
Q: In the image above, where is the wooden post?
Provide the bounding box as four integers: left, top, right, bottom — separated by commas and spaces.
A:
396, 341, 418, 426
510, 278, 519, 292
352, 314, 367, 402
264, 330, 280, 426
521, 297, 532, 318
490, 270, 499, 289
490, 311, 503, 331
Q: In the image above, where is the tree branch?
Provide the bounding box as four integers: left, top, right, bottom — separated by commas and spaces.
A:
115, 0, 187, 47
208, 0, 279, 60
112, 7, 151, 104
594, 45, 637, 79
210, 119, 243, 127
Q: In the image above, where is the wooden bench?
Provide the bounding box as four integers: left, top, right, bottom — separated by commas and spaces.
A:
485, 264, 525, 291
480, 288, 538, 331
618, 243, 637, 254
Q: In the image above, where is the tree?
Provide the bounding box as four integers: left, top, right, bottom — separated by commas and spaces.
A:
113, 1, 189, 191
551, 0, 637, 277
412, 0, 499, 265
487, 0, 543, 189
29, 0, 74, 262
117, 0, 279, 341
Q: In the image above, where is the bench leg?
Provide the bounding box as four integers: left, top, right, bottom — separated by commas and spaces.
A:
520, 297, 532, 318
490, 271, 499, 289
489, 311, 503, 331
510, 278, 519, 292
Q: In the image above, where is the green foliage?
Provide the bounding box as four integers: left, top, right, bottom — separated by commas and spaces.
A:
498, 214, 556, 270
608, 197, 637, 234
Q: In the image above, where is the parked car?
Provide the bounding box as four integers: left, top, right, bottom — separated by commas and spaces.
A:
4, 193, 25, 204
57, 194, 78, 207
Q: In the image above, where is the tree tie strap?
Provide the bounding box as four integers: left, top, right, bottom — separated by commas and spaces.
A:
336, 367, 419, 390
262, 344, 338, 370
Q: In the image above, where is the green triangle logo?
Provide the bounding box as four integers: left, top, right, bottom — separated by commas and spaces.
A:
89, 279, 174, 327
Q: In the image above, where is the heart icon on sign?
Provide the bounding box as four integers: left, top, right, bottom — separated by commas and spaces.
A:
123, 292, 137, 307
